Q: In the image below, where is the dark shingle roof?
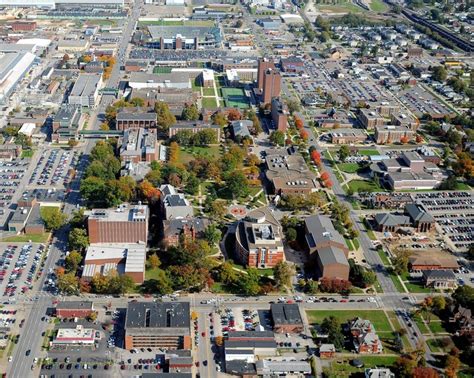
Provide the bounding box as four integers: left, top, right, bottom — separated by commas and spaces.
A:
125, 302, 190, 329
270, 304, 303, 325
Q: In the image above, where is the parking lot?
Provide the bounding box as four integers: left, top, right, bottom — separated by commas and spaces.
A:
0, 243, 46, 301
413, 191, 474, 251
29, 149, 77, 188
0, 159, 29, 211
398, 85, 453, 118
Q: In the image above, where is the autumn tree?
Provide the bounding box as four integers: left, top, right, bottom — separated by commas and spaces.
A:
168, 141, 180, 165
211, 112, 227, 127
148, 253, 161, 269
415, 134, 423, 143
138, 180, 161, 202
300, 129, 309, 140
320, 171, 330, 181
227, 108, 242, 121
273, 261, 294, 289
445, 353, 460, 378
400, 135, 410, 144
412, 367, 440, 378
65, 251, 83, 273
294, 117, 304, 129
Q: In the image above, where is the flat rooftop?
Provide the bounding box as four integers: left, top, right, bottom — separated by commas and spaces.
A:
89, 203, 148, 222
126, 302, 190, 329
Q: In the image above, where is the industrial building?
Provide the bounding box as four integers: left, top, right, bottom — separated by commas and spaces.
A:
68, 73, 102, 108
0, 51, 36, 104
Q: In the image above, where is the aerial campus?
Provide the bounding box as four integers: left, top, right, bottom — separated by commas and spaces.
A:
0, 0, 472, 377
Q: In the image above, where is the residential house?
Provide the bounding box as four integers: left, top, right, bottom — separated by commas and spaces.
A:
349, 318, 383, 354
160, 185, 194, 220
422, 270, 457, 289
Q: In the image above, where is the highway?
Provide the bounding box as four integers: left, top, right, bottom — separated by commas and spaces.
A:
7, 2, 143, 377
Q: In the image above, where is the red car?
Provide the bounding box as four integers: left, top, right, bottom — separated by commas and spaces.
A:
201, 332, 206, 337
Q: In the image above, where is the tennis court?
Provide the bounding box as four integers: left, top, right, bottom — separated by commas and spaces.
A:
221, 87, 250, 109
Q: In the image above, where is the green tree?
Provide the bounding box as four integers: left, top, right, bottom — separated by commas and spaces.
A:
338, 145, 350, 162
90, 140, 114, 162
129, 97, 145, 107
218, 261, 238, 285
211, 112, 227, 127
41, 207, 67, 231
432, 296, 446, 313
286, 99, 300, 114
226, 171, 250, 199
273, 261, 294, 289
181, 103, 200, 121
184, 174, 200, 195
204, 224, 222, 245
69, 208, 86, 229
65, 251, 83, 273
80, 176, 107, 207
154, 102, 176, 132
142, 269, 173, 295
68, 228, 89, 251
238, 268, 260, 296
453, 286, 474, 309
269, 130, 285, 146
392, 249, 411, 275
431, 65, 448, 82
285, 227, 297, 242
321, 316, 344, 351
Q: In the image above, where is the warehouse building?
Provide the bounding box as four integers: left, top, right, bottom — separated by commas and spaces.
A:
0, 51, 36, 104
68, 73, 102, 108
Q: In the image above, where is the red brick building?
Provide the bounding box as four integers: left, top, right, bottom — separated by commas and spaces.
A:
87, 204, 148, 244
10, 21, 37, 31
235, 208, 284, 268
56, 301, 94, 318
262, 68, 281, 104
270, 304, 303, 333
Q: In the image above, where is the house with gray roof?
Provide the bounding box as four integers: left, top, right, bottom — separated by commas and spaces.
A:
373, 213, 411, 232
405, 203, 435, 232
270, 303, 303, 333
159, 185, 193, 220
304, 215, 349, 280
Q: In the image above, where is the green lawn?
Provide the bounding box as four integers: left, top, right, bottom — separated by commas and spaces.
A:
307, 310, 393, 333
145, 267, 165, 281
2, 233, 50, 243
404, 280, 432, 293
191, 78, 202, 91
347, 179, 384, 193
358, 149, 380, 156
427, 337, 454, 353
455, 182, 471, 190
318, 2, 362, 13
329, 356, 397, 375
202, 97, 218, 109
338, 163, 360, 173
21, 149, 34, 158
413, 315, 430, 335
179, 146, 221, 164
353, 238, 360, 250
377, 249, 391, 266
370, 0, 388, 12
426, 320, 449, 334
202, 87, 215, 96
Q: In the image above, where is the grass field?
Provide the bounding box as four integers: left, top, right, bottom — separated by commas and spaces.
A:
307, 310, 393, 333
202, 97, 218, 109
145, 267, 165, 281
427, 337, 454, 353
338, 162, 360, 173
413, 314, 430, 334
344, 238, 354, 251
192, 78, 202, 91
153, 66, 172, 74
21, 149, 34, 158
221, 87, 250, 109
377, 249, 391, 266
358, 149, 379, 156
179, 146, 221, 164
2, 233, 50, 243
318, 2, 362, 13
404, 280, 432, 293
347, 179, 384, 193
202, 87, 216, 96
329, 355, 397, 375
370, 0, 388, 12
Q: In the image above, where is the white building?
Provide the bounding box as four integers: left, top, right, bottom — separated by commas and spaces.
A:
0, 51, 35, 104
68, 73, 102, 107
19, 123, 36, 137
53, 325, 97, 345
